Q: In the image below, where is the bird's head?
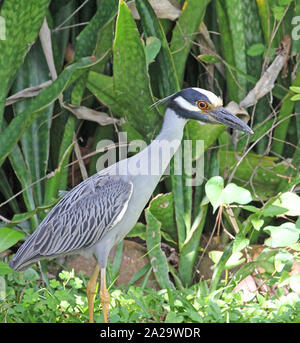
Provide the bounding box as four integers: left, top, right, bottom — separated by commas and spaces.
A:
163, 88, 253, 134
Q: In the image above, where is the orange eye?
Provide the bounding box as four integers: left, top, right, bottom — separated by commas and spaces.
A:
197, 101, 208, 110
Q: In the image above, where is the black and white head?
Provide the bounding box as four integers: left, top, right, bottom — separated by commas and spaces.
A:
156, 88, 253, 134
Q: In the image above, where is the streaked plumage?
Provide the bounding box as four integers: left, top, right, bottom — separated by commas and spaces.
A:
10, 175, 133, 271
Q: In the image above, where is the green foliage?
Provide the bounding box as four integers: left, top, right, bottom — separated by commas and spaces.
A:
0, 228, 24, 254
0, 0, 299, 323
113, 1, 160, 136
205, 176, 252, 213
1, 268, 300, 323
0, 0, 50, 125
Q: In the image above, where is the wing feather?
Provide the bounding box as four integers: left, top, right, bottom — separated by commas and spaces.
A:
9, 174, 133, 271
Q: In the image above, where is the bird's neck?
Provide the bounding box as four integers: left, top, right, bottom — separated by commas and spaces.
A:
155, 107, 187, 143
113, 108, 186, 178
138, 108, 187, 176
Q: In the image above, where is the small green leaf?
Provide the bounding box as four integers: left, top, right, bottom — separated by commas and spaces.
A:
290, 86, 300, 93
197, 54, 221, 64
205, 176, 224, 213
264, 223, 300, 248
0, 261, 13, 275
220, 183, 252, 205
0, 227, 24, 252
291, 94, 300, 101
233, 232, 250, 253
247, 43, 265, 56
205, 178, 252, 212
50, 279, 60, 289
251, 218, 264, 231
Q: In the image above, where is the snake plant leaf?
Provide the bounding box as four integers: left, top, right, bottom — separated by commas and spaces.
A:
135, 0, 179, 96
0, 227, 24, 253
178, 197, 209, 286
272, 70, 300, 156
87, 72, 123, 117
1, 118, 37, 227
113, 0, 160, 136
224, 0, 247, 101
0, 0, 50, 126
0, 56, 102, 168
75, 0, 119, 60
8, 140, 39, 229
43, 116, 77, 206
216, 0, 238, 102
72, 0, 118, 106
135, 0, 188, 254
12, 42, 53, 208
0, 168, 19, 214
170, 0, 211, 85
148, 193, 177, 242
210, 243, 233, 292
145, 208, 175, 290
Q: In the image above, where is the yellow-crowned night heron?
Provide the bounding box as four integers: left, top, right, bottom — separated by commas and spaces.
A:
9, 88, 253, 323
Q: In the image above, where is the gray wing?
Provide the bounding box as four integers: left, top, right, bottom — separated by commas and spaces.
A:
10, 174, 133, 271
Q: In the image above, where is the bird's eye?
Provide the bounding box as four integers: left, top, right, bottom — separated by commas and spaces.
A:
197, 101, 208, 110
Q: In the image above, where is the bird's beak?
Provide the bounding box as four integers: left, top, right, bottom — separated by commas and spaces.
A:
209, 107, 253, 134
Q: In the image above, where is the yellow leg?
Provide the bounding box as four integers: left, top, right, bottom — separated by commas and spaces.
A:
86, 263, 100, 323
100, 267, 110, 323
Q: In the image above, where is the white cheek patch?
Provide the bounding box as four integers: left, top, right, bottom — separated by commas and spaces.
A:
174, 96, 199, 112
192, 87, 223, 107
